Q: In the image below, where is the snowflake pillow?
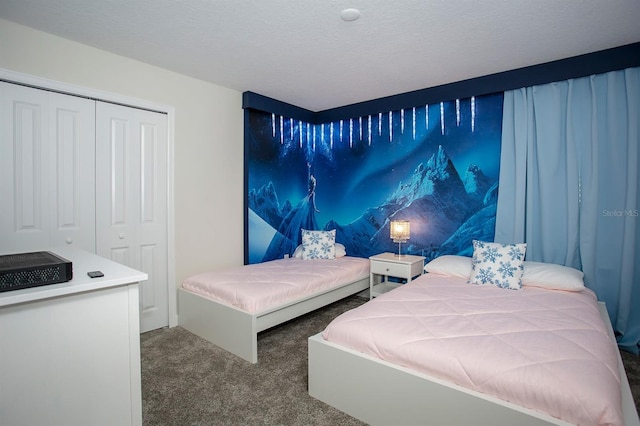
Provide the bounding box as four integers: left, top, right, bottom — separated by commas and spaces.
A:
301, 229, 336, 260
468, 240, 527, 290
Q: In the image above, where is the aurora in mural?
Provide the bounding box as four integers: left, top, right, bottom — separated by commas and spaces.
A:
246, 93, 504, 264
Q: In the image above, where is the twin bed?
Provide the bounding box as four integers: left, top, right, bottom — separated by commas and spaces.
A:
178, 254, 369, 363
309, 255, 639, 426
178, 246, 638, 425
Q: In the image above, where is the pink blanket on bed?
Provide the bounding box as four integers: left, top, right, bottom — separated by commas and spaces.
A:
182, 256, 369, 313
322, 274, 623, 426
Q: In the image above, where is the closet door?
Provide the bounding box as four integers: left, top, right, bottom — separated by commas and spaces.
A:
0, 82, 95, 254
96, 102, 168, 333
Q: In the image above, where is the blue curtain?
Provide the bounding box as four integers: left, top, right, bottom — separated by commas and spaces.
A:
495, 67, 640, 353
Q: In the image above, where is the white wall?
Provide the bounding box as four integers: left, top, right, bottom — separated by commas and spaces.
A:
0, 19, 245, 286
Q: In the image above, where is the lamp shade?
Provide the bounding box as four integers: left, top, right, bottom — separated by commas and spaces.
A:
390, 220, 410, 242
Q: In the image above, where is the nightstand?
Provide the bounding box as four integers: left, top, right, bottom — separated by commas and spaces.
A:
369, 252, 426, 299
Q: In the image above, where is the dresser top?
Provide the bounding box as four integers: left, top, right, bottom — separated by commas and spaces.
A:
0, 247, 147, 307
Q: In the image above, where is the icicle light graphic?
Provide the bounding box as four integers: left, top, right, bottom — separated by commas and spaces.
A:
412, 107, 416, 140
264, 96, 484, 150
330, 122, 334, 148
349, 118, 353, 148
271, 113, 276, 137
471, 96, 476, 132
280, 116, 284, 144
299, 120, 303, 148
425, 105, 429, 129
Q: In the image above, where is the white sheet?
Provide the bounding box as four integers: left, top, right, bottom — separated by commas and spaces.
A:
182, 256, 369, 313
322, 273, 623, 426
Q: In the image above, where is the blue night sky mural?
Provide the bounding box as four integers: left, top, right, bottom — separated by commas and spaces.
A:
246, 93, 504, 264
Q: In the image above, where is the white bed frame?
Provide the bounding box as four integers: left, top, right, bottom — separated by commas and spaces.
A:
308, 302, 640, 426
178, 276, 369, 363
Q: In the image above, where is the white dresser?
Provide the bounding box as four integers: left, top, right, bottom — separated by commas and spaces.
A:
0, 247, 147, 426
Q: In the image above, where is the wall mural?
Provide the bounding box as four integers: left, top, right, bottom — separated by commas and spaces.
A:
245, 93, 504, 264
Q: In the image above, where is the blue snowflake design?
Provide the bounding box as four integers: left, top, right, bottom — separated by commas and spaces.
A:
320, 242, 333, 254
308, 233, 321, 245
497, 261, 517, 278
508, 245, 525, 261
474, 240, 487, 249
475, 267, 496, 284
494, 279, 514, 289
481, 246, 502, 263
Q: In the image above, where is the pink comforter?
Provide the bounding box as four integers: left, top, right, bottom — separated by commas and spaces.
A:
182, 256, 369, 313
322, 274, 623, 425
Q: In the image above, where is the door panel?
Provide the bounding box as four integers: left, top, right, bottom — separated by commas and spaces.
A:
49, 92, 96, 251
96, 102, 168, 332
0, 83, 49, 253
0, 82, 95, 254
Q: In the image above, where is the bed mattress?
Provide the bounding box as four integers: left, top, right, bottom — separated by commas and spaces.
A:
182, 256, 369, 314
322, 273, 623, 426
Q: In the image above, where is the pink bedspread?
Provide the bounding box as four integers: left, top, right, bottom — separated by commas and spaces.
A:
322, 274, 623, 426
182, 256, 369, 313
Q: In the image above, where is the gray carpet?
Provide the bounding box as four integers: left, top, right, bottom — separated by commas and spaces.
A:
141, 295, 640, 426
141, 295, 367, 426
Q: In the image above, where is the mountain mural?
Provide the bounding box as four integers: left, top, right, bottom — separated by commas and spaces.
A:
248, 182, 292, 231
249, 145, 498, 261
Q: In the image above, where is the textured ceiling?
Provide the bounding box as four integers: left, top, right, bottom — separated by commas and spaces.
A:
1, 0, 640, 111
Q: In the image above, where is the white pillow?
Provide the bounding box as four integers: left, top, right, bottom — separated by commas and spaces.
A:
301, 229, 336, 260
424, 255, 472, 278
521, 261, 585, 291
468, 240, 527, 290
293, 242, 346, 259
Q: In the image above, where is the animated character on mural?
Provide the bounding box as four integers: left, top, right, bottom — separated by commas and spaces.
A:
262, 163, 320, 260
307, 163, 320, 214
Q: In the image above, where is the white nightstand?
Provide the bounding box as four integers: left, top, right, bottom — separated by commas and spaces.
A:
369, 252, 426, 299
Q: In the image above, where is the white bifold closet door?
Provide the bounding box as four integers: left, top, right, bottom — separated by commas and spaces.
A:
0, 82, 96, 254
96, 101, 168, 333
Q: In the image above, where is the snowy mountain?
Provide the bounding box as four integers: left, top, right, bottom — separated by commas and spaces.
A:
249, 145, 498, 261
248, 182, 284, 230
464, 164, 493, 207
333, 145, 496, 258
438, 203, 497, 258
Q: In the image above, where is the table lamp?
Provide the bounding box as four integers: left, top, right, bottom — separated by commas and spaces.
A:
390, 220, 410, 257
